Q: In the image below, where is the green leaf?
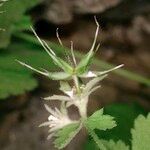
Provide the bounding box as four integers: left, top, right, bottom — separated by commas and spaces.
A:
101, 140, 129, 150
87, 128, 107, 150
13, 16, 32, 31
57, 57, 73, 74
85, 109, 116, 131
48, 72, 71, 80
0, 69, 37, 99
0, 39, 60, 99
0, 0, 40, 48
16, 32, 150, 87
59, 81, 71, 92
31, 28, 73, 74
0, 0, 6, 7
54, 122, 81, 149
75, 17, 99, 75
74, 49, 150, 87
76, 49, 95, 75
97, 103, 147, 145
84, 75, 107, 93
84, 140, 99, 150
84, 139, 129, 150
131, 113, 150, 150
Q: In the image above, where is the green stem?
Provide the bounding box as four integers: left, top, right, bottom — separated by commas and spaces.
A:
73, 75, 81, 94
88, 128, 107, 150
78, 101, 87, 119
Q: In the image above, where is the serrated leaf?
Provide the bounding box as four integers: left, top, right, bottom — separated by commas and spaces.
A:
101, 140, 129, 150
98, 103, 146, 145
0, 69, 37, 99
0, 0, 40, 48
0, 39, 61, 99
54, 122, 81, 149
85, 109, 116, 131
131, 113, 150, 150
84, 139, 99, 150
84, 139, 129, 150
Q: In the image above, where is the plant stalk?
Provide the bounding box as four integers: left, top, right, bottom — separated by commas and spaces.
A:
73, 75, 81, 94
88, 128, 107, 150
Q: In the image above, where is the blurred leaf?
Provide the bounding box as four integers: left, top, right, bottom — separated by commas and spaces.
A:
97, 103, 147, 145
2, 32, 148, 99
131, 113, 150, 150
0, 0, 40, 48
0, 69, 37, 99
13, 16, 32, 31
54, 122, 81, 149
0, 39, 60, 99
85, 108, 116, 131
15, 33, 150, 87
73, 49, 150, 87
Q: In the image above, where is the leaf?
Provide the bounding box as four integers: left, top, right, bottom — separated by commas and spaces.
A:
44, 95, 71, 102
0, 0, 5, 31
0, 39, 61, 99
101, 140, 129, 150
87, 128, 107, 150
13, 16, 32, 31
84, 140, 99, 150
0, 69, 37, 99
93, 64, 124, 76
31, 28, 73, 74
85, 109, 116, 131
131, 113, 150, 150
57, 57, 73, 74
75, 49, 95, 75
0, 0, 6, 7
74, 49, 150, 87
84, 139, 129, 150
84, 75, 107, 93
75, 17, 99, 75
0, 0, 40, 48
54, 122, 81, 149
97, 103, 147, 145
48, 72, 71, 80
59, 81, 71, 92
17, 32, 150, 87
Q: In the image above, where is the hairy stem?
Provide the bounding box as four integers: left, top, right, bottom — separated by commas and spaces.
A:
88, 128, 106, 150
78, 101, 87, 119
73, 75, 81, 94
73, 75, 88, 119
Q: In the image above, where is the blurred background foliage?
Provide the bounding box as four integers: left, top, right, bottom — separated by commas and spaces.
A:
0, 0, 150, 150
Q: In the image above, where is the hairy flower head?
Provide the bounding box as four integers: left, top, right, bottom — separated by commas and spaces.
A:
39, 104, 76, 139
